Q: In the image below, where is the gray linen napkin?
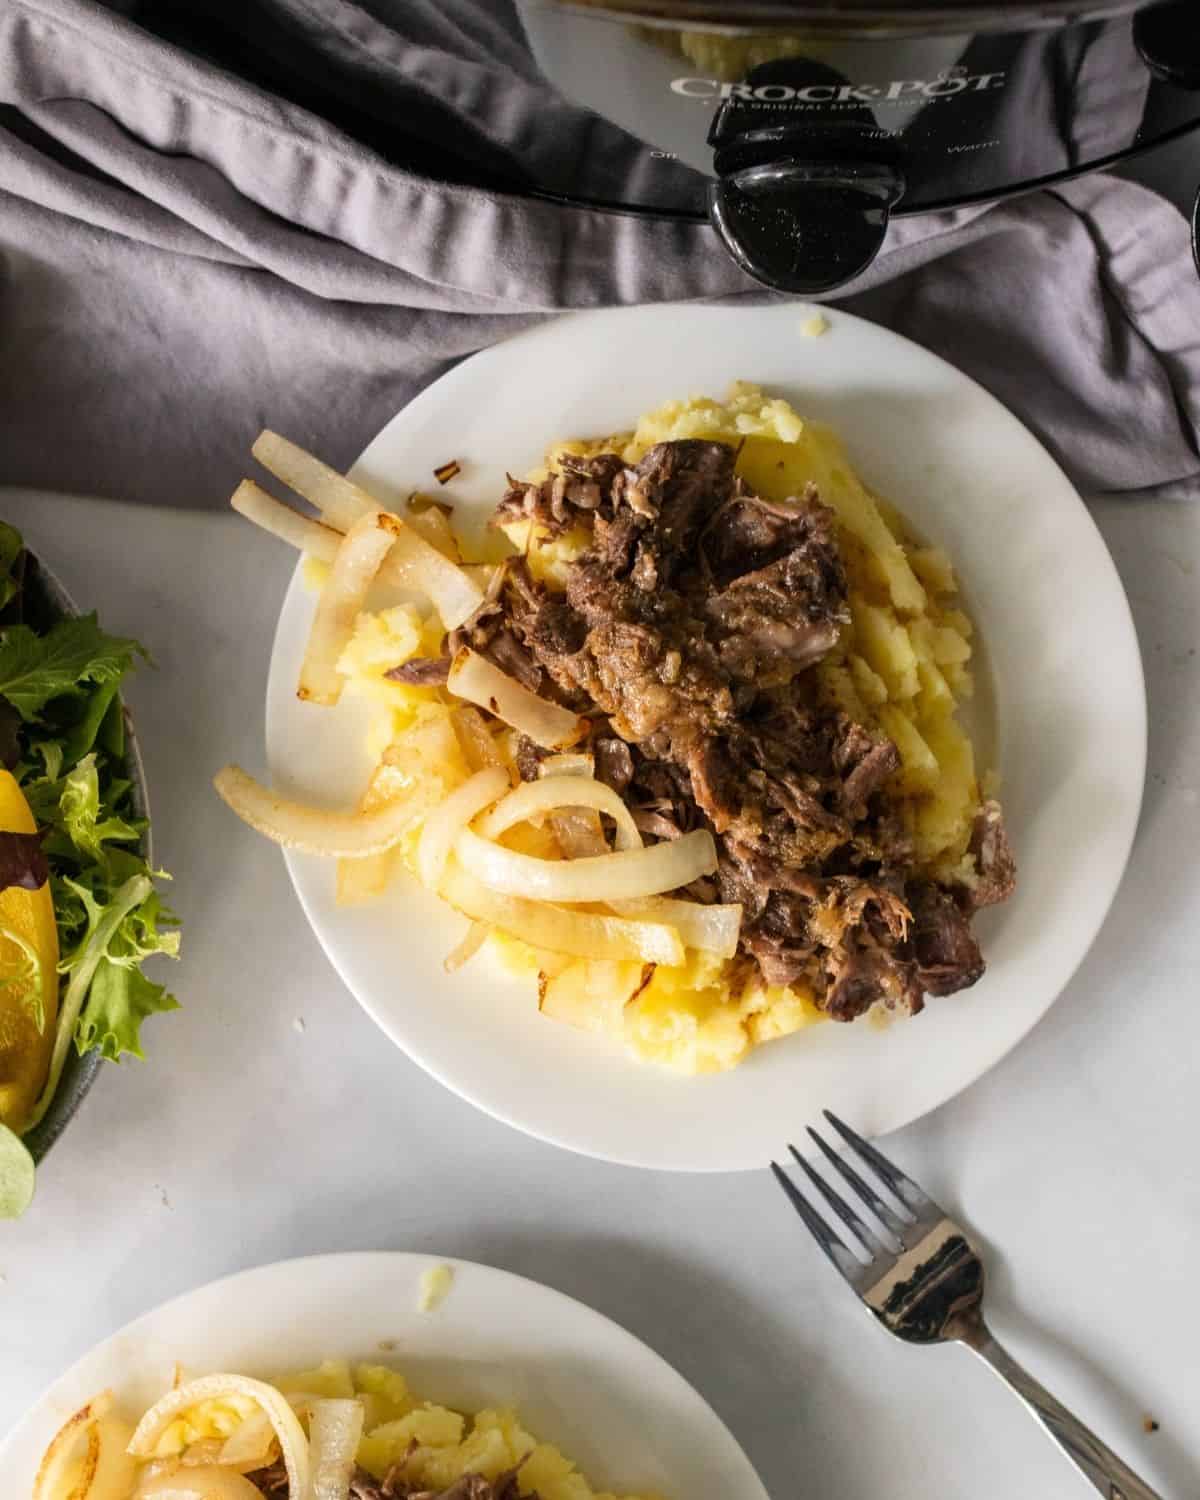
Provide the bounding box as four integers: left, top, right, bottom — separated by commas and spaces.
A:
1, 0, 1197, 507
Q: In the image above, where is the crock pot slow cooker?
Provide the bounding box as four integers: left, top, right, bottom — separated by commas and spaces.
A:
114, 0, 1200, 292
517, 0, 1200, 289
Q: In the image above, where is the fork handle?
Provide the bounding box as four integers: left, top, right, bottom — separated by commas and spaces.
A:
962, 1324, 1163, 1500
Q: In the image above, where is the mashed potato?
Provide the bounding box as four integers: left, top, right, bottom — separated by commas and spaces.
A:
270, 1360, 658, 1500
338, 385, 991, 1074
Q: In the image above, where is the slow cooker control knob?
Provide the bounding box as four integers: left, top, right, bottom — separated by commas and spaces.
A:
707, 161, 905, 295
1135, 0, 1200, 88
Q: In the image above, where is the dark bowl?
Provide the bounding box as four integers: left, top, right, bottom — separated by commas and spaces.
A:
14, 554, 153, 1165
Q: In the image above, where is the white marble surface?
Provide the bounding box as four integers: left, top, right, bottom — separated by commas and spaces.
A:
0, 487, 1196, 1499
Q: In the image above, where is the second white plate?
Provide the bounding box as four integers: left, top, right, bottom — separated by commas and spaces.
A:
0, 1251, 768, 1500
264, 303, 1145, 1172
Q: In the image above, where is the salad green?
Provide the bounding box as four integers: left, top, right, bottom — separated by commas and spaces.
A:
0, 523, 179, 1217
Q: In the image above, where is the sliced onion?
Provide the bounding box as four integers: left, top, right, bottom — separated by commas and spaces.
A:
377, 516, 483, 630
336, 758, 423, 906
609, 897, 743, 958
298, 509, 396, 706
444, 919, 489, 973
33, 1392, 138, 1500
417, 766, 510, 891
179, 1441, 224, 1466
451, 706, 502, 771
309, 1399, 364, 1500
214, 766, 417, 858
539, 753, 595, 779
251, 432, 482, 626
447, 650, 586, 751
217, 1410, 275, 1473
231, 480, 341, 562
135, 1467, 265, 1499
128, 1376, 309, 1500
441, 863, 684, 965
460, 563, 497, 594
476, 776, 641, 852
455, 826, 717, 906
132, 1457, 181, 1492
404, 504, 460, 561
548, 808, 606, 859
252, 431, 383, 533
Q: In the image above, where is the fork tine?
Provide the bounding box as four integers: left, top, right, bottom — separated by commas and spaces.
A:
771, 1161, 865, 1284
787, 1143, 885, 1260
822, 1110, 939, 1221
806, 1127, 914, 1241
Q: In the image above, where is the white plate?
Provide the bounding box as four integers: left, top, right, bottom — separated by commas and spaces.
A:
264, 304, 1145, 1172
0, 1251, 767, 1499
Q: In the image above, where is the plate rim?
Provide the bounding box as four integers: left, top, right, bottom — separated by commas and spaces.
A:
266, 301, 1147, 1173
0, 1248, 772, 1500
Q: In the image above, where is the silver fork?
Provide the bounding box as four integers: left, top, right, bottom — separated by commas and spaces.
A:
773, 1112, 1163, 1500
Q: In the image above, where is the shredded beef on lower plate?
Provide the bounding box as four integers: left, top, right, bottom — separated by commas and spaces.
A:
250, 1462, 531, 1500
467, 437, 1013, 1022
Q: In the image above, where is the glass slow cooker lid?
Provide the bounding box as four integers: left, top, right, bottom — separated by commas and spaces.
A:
552, 0, 1156, 36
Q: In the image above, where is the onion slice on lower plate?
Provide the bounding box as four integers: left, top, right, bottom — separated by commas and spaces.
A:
217, 1410, 276, 1472
230, 480, 342, 562
33, 1391, 137, 1500
447, 650, 587, 751
476, 775, 642, 852
309, 1399, 365, 1500
609, 896, 743, 958
441, 862, 685, 966
135, 1467, 266, 1499
455, 826, 717, 905
444, 918, 489, 973
298, 508, 397, 706
128, 1375, 310, 1500
417, 765, 510, 891
214, 766, 415, 858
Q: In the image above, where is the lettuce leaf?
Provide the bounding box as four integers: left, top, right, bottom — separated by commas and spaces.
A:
76, 962, 179, 1062
60, 862, 180, 971
59, 678, 123, 769
61, 873, 180, 1062
0, 614, 143, 721
47, 855, 179, 1067
58, 754, 142, 865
